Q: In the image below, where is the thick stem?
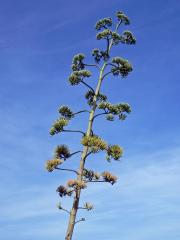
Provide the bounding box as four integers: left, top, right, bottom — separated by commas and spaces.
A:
65, 63, 107, 240
65, 26, 117, 238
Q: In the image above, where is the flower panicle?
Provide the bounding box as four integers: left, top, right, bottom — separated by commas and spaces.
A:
81, 135, 107, 153
95, 18, 112, 31
67, 179, 87, 190
50, 118, 68, 136
46, 158, 63, 172
106, 145, 123, 161
58, 105, 74, 120
56, 185, 73, 197
54, 144, 70, 159
102, 171, 118, 185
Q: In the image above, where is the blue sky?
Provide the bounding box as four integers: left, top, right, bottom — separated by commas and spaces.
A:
0, 0, 180, 239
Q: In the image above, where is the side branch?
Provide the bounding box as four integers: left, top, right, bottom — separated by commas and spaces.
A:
102, 71, 112, 80
116, 19, 122, 31
55, 167, 79, 175
84, 151, 93, 160
63, 129, 85, 136
84, 63, 100, 70
75, 218, 85, 225
93, 112, 108, 120
73, 110, 90, 116
81, 80, 95, 93
69, 151, 83, 158
85, 180, 107, 183
60, 208, 70, 214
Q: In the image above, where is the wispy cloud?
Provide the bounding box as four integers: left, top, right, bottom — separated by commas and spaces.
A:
1, 146, 179, 239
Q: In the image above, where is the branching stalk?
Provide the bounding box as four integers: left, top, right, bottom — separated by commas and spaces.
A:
55, 167, 79, 175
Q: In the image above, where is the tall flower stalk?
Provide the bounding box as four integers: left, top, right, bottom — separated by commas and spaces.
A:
46, 11, 136, 240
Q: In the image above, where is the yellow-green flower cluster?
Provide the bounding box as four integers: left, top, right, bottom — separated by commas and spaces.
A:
121, 31, 136, 45
67, 179, 87, 190
111, 57, 133, 77
117, 11, 130, 25
96, 29, 112, 40
102, 171, 118, 185
69, 70, 92, 85
85, 90, 107, 106
106, 145, 123, 161
46, 158, 63, 172
81, 135, 107, 153
95, 18, 112, 30
71, 53, 85, 71
49, 118, 68, 135
111, 32, 123, 45
98, 101, 131, 121
92, 48, 109, 63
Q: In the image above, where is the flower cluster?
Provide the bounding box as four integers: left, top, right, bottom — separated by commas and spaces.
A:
84, 202, 93, 211
111, 57, 133, 77
67, 179, 87, 190
71, 53, 85, 71
117, 11, 130, 25
111, 32, 123, 45
58, 105, 74, 120
106, 113, 114, 121
49, 118, 68, 135
83, 168, 100, 181
56, 185, 73, 197
81, 135, 107, 153
46, 158, 63, 172
102, 171, 118, 185
69, 70, 92, 85
54, 145, 70, 159
121, 31, 136, 45
92, 48, 109, 63
95, 18, 112, 30
96, 29, 112, 40
106, 145, 123, 161
85, 90, 107, 106
98, 101, 131, 121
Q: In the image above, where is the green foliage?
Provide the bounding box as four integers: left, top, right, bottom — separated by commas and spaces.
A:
111, 57, 133, 77
81, 135, 107, 153
95, 18, 112, 30
72, 53, 85, 71
85, 90, 107, 106
117, 11, 130, 25
106, 145, 123, 161
50, 118, 68, 135
69, 70, 92, 85
54, 145, 71, 159
58, 105, 74, 120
